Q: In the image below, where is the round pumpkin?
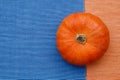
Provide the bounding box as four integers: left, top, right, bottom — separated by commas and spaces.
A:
56, 12, 110, 66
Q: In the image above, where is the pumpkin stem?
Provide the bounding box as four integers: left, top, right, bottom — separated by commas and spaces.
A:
76, 34, 86, 44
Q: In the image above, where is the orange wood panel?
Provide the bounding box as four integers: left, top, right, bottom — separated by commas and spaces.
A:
85, 0, 120, 80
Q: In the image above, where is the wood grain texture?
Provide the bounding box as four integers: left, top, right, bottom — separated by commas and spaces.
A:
85, 0, 120, 80
0, 0, 85, 79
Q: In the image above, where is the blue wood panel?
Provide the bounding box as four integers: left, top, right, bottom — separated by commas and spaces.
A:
0, 0, 85, 79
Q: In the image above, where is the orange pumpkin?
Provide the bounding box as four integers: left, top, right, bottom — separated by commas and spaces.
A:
56, 12, 110, 66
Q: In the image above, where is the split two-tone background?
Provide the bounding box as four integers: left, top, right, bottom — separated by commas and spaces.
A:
0, 0, 119, 80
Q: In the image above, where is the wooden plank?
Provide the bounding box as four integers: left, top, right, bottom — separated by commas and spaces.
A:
85, 0, 120, 80
0, 0, 85, 79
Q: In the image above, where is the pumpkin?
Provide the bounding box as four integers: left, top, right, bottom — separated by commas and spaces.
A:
56, 12, 110, 66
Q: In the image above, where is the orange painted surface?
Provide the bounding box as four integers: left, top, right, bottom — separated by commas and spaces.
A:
85, 0, 120, 80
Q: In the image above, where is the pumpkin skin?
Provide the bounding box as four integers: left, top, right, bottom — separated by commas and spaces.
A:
56, 12, 110, 66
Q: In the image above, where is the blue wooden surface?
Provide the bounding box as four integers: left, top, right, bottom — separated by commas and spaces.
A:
0, 0, 85, 79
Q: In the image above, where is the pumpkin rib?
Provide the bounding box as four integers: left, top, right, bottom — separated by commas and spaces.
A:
57, 41, 76, 55
87, 36, 109, 52
62, 14, 78, 34
63, 42, 84, 65
75, 13, 92, 35
63, 22, 77, 35
63, 22, 76, 34
87, 25, 102, 37
56, 27, 75, 41
87, 28, 109, 52
84, 43, 102, 63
